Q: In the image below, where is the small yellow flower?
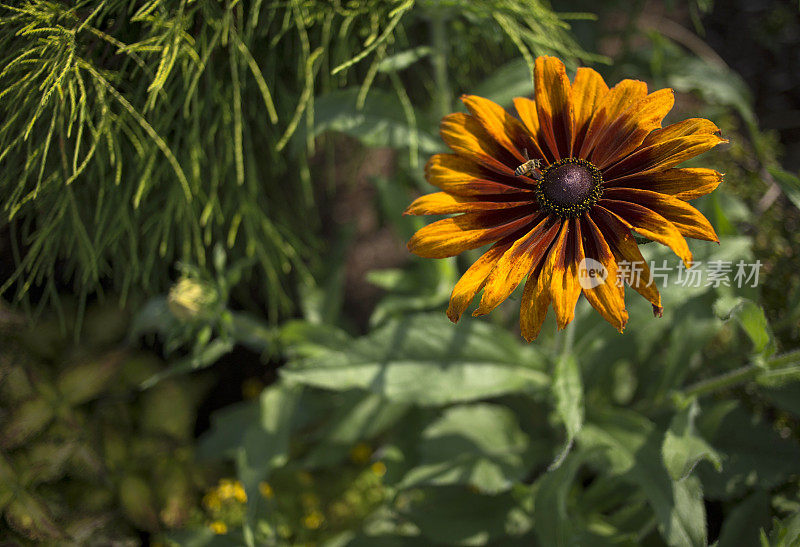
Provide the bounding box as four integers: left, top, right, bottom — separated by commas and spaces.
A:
258, 481, 274, 499
370, 461, 387, 477
202, 491, 222, 511
349, 443, 372, 465
167, 277, 218, 321
303, 510, 324, 530
233, 482, 247, 503
209, 521, 228, 535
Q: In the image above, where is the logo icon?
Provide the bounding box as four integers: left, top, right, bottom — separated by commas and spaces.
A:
578, 257, 608, 289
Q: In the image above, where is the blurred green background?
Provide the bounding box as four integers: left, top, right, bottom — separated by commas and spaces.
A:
2, 0, 800, 545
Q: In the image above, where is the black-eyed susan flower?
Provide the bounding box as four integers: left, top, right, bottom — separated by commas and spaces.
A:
406, 56, 726, 341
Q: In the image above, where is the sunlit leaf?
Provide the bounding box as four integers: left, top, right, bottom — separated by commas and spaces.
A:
398, 404, 530, 493
281, 314, 549, 405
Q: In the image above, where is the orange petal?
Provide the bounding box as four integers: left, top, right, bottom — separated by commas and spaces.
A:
512, 97, 551, 163
548, 219, 584, 329
405, 192, 536, 215
425, 154, 535, 196
519, 260, 552, 342
602, 188, 719, 242
591, 207, 661, 312
571, 67, 609, 154
641, 118, 720, 148
447, 240, 513, 322
579, 214, 629, 331
579, 79, 648, 159
535, 56, 575, 160
473, 216, 559, 315
461, 95, 533, 163
590, 88, 675, 169
598, 201, 693, 267
604, 167, 723, 201
440, 113, 517, 175
408, 209, 536, 258
602, 132, 726, 182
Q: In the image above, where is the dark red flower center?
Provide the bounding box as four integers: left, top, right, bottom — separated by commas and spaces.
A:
535, 158, 603, 217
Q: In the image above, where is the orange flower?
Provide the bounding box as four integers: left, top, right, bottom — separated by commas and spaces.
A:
406, 56, 726, 341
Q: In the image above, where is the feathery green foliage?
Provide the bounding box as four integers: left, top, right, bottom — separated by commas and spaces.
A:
0, 0, 599, 320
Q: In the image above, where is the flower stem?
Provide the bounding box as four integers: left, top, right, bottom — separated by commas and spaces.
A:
680, 350, 800, 400
681, 364, 760, 399
429, 11, 451, 119
561, 319, 576, 358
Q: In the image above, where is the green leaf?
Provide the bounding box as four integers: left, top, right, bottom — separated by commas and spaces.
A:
312, 88, 440, 153
768, 166, 800, 212
697, 403, 800, 499
399, 404, 530, 494
279, 320, 352, 359
761, 512, 800, 547
281, 314, 549, 405
533, 452, 586, 546
303, 392, 409, 468
717, 490, 770, 547
399, 485, 532, 545
551, 354, 584, 469
579, 410, 707, 547
714, 296, 775, 357
662, 400, 722, 481
196, 400, 259, 461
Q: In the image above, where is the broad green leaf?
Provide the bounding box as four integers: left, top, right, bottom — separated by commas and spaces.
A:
718, 490, 770, 547
533, 452, 585, 546
713, 297, 775, 356
399, 404, 530, 494
399, 485, 532, 545
579, 410, 707, 547
312, 88, 440, 153
281, 314, 549, 405
368, 258, 456, 328
303, 392, 409, 468
697, 403, 800, 499
662, 400, 722, 481
551, 354, 583, 469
